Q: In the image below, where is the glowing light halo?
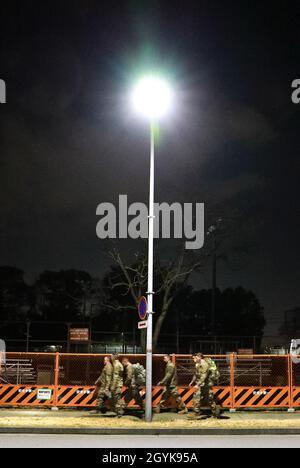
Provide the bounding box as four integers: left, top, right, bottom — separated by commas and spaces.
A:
131, 75, 173, 120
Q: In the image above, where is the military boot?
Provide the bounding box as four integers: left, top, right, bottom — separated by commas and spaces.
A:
212, 405, 221, 419
89, 408, 102, 415
178, 406, 188, 415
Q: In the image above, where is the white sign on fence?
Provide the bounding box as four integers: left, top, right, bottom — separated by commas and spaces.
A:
37, 389, 52, 401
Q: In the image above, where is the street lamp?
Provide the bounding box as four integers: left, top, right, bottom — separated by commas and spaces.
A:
131, 75, 173, 422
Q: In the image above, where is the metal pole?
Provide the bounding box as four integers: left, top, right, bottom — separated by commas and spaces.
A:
211, 234, 216, 335
145, 122, 155, 422
288, 354, 294, 410
176, 309, 180, 354
53, 353, 60, 409
26, 321, 30, 353
230, 353, 236, 411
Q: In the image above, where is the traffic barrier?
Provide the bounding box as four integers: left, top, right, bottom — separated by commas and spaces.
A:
0, 352, 299, 410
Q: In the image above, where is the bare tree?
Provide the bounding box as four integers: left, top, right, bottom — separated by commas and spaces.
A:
104, 245, 203, 351
102, 207, 254, 349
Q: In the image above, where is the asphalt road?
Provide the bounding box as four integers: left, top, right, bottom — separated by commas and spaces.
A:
1, 434, 300, 448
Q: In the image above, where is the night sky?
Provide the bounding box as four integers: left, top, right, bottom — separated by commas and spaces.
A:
1, 1, 300, 337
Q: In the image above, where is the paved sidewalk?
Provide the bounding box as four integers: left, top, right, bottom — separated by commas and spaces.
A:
2, 434, 300, 448
1, 408, 300, 434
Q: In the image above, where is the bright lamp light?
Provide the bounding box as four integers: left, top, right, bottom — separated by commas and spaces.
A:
131, 75, 173, 119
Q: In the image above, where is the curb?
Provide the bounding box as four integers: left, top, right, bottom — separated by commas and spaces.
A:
1, 427, 300, 435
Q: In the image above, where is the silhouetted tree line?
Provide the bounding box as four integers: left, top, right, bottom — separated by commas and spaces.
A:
0, 265, 265, 346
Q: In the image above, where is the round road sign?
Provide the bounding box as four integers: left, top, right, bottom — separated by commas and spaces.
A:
138, 296, 148, 320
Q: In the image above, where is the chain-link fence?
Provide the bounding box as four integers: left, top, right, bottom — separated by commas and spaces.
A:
0, 321, 267, 354
234, 355, 288, 387
291, 355, 300, 407
232, 355, 291, 408
0, 352, 56, 385
1, 352, 300, 409
0, 353, 56, 407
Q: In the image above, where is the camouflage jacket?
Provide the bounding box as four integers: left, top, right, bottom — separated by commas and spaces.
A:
204, 357, 220, 383
95, 362, 113, 391
124, 363, 134, 387
111, 360, 124, 390
160, 361, 177, 387
194, 360, 210, 387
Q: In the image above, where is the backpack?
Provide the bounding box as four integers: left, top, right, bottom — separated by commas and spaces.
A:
133, 363, 146, 386
205, 358, 220, 384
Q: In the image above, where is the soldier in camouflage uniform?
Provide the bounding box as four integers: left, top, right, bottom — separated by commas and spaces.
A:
110, 353, 125, 417
122, 357, 145, 410
189, 353, 209, 418
156, 355, 188, 414
190, 353, 220, 418
92, 356, 112, 414
204, 356, 221, 418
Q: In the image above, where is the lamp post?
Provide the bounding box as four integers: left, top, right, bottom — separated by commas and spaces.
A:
145, 121, 155, 423
131, 75, 173, 422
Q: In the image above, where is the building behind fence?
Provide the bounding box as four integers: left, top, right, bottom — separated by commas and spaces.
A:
0, 320, 281, 354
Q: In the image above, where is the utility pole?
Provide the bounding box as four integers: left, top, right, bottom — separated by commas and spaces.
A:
208, 218, 223, 336
212, 233, 217, 335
